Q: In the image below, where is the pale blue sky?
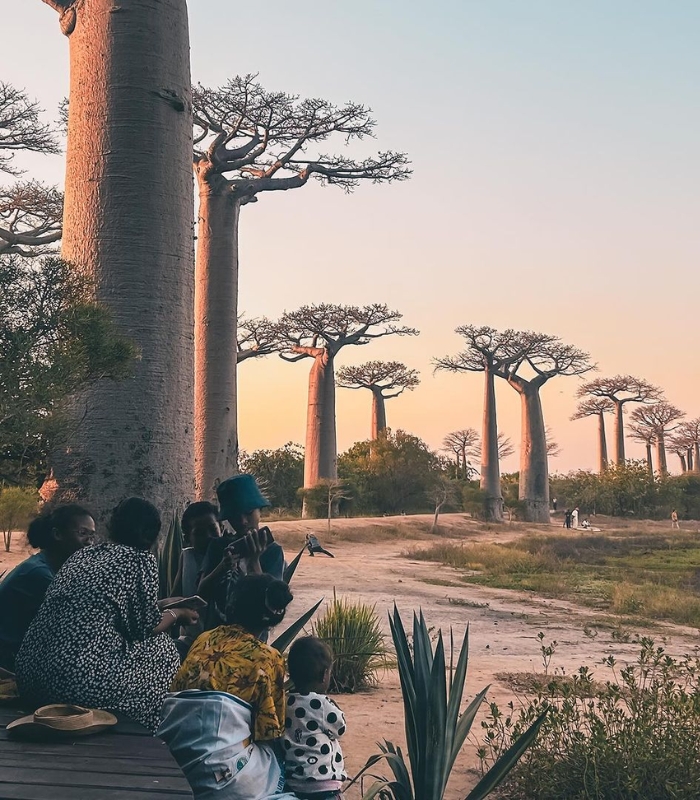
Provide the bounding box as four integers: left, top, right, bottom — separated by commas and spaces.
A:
5, 2, 699, 472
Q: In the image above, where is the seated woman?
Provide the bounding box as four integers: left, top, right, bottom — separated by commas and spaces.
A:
15, 497, 198, 732
0, 504, 95, 672
158, 573, 295, 800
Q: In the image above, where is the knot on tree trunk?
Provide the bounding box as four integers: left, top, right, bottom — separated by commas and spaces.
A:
59, 3, 78, 35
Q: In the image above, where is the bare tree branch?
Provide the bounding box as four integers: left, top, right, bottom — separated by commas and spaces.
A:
236, 315, 281, 363
0, 83, 60, 174
0, 181, 63, 256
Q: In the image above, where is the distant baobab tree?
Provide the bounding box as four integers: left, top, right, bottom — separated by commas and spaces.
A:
0, 182, 63, 257
435, 326, 528, 522
236, 315, 280, 364
191, 74, 411, 498
497, 332, 593, 523
337, 361, 419, 440
571, 396, 614, 473
669, 436, 691, 472
441, 428, 479, 480
675, 418, 700, 473
630, 402, 685, 476
628, 422, 656, 476
278, 304, 417, 516
36, 0, 195, 519
577, 376, 663, 465
0, 82, 60, 174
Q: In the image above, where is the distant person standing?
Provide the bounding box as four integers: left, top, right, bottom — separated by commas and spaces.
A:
552, 498, 558, 512
671, 509, 680, 529
563, 509, 572, 529
571, 507, 579, 529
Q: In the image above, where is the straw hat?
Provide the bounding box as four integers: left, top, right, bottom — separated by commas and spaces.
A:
7, 704, 117, 739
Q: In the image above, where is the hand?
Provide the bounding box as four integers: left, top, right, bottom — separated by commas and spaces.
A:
223, 546, 242, 569
177, 608, 199, 626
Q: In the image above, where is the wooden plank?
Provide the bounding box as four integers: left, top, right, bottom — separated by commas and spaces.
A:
0, 767, 189, 792
0, 731, 172, 756
0, 754, 182, 777
0, 786, 190, 800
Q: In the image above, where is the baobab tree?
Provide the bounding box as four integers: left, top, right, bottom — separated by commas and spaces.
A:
441, 429, 479, 480
571, 396, 614, 473
336, 361, 419, 440
278, 304, 417, 516
577, 376, 663, 465
496, 332, 593, 522
37, 0, 195, 518
668, 437, 690, 472
675, 418, 700, 473
0, 82, 60, 174
435, 326, 530, 522
191, 75, 410, 499
629, 422, 656, 476
236, 315, 280, 364
0, 182, 63, 256
630, 402, 685, 476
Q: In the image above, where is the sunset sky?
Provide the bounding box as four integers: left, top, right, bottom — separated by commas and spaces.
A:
6, 1, 700, 474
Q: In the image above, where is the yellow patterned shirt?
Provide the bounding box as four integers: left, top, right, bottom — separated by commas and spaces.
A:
171, 624, 286, 741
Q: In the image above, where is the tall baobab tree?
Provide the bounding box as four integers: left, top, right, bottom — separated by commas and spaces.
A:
577, 376, 663, 465
191, 75, 410, 499
571, 396, 614, 473
629, 422, 656, 476
675, 418, 700, 473
496, 332, 593, 522
441, 429, 479, 480
630, 402, 685, 476
435, 326, 530, 522
278, 304, 417, 516
0, 182, 63, 257
38, 0, 195, 518
336, 361, 419, 440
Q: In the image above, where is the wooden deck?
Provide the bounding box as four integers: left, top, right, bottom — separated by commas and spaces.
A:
0, 707, 192, 799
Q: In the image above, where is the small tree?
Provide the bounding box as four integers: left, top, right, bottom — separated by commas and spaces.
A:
577, 376, 663, 465
630, 402, 685, 476
336, 360, 419, 439
441, 428, 479, 480
0, 487, 38, 552
428, 476, 459, 533
278, 304, 417, 516
239, 442, 304, 512
571, 396, 614, 473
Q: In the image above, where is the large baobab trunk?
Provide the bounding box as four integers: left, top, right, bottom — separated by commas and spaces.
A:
597, 411, 608, 474
370, 388, 387, 439
694, 443, 700, 473
517, 385, 550, 523
613, 401, 626, 464
194, 180, 239, 499
480, 369, 503, 521
303, 350, 337, 517
656, 434, 668, 476
644, 443, 653, 476
678, 453, 688, 472
51, 0, 194, 519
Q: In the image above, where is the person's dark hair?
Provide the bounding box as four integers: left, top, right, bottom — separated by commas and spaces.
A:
225, 573, 293, 631
27, 504, 94, 550
288, 636, 333, 688
108, 497, 161, 549
181, 501, 219, 536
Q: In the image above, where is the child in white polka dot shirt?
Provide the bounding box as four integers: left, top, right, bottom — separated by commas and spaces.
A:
284, 637, 347, 800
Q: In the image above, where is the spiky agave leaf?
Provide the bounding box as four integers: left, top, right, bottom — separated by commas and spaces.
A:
158, 510, 183, 599
271, 597, 323, 653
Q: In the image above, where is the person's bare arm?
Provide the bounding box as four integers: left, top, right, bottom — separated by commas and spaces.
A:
152, 607, 198, 635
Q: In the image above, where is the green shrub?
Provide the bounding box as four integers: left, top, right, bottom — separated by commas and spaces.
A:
312, 593, 389, 692
479, 638, 700, 799
0, 487, 38, 552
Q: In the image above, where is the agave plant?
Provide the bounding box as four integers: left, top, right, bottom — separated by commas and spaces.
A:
158, 510, 184, 599
352, 607, 547, 800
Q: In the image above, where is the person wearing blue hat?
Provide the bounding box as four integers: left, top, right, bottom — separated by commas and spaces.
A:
198, 475, 285, 630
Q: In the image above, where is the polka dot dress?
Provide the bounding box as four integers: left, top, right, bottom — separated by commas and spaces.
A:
15, 543, 180, 732
283, 692, 347, 790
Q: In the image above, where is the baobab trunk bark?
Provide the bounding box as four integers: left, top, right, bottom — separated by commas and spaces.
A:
693, 443, 699, 473
480, 369, 503, 521
194, 181, 239, 499
613, 400, 626, 464
656, 434, 668, 476
678, 454, 687, 472
645, 443, 653, 477
370, 388, 387, 440
688, 447, 694, 472
303, 350, 337, 518
597, 411, 608, 474
49, 0, 194, 520
517, 384, 550, 523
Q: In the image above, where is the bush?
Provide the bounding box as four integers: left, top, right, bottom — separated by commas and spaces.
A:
479, 638, 700, 799
0, 487, 38, 552
312, 593, 389, 692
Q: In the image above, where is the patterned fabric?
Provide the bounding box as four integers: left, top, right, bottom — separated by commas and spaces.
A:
283, 692, 347, 791
171, 624, 286, 742
15, 543, 180, 732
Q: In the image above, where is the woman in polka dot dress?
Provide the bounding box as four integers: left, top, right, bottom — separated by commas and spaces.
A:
284, 637, 347, 800
16, 499, 196, 732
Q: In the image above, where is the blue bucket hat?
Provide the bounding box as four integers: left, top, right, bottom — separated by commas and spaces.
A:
216, 474, 270, 522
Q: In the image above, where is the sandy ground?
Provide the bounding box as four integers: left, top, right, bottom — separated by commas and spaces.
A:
3, 513, 700, 797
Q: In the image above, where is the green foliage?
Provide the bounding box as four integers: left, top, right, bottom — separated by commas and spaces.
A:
158, 512, 184, 599
0, 255, 135, 486
0, 487, 38, 552
239, 442, 304, 513
339, 430, 443, 515
312, 593, 389, 692
351, 607, 545, 800
479, 639, 700, 799
550, 462, 700, 519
